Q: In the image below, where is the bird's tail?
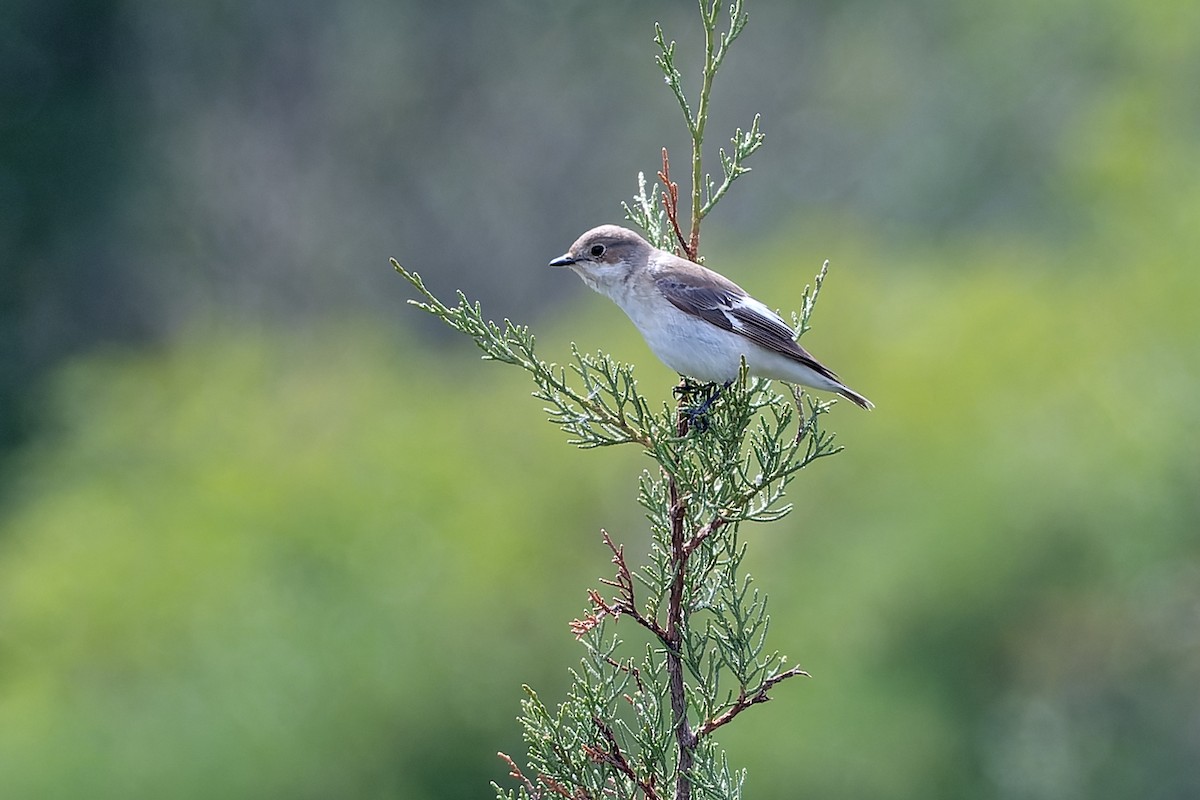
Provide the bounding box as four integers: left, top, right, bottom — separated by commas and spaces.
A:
838, 385, 874, 410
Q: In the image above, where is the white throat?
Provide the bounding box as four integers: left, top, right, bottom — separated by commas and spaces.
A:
571, 259, 632, 299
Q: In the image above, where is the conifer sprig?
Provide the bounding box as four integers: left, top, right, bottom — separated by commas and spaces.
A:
394, 4, 854, 799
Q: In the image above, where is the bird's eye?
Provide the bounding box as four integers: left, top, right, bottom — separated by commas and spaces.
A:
590, 244, 606, 258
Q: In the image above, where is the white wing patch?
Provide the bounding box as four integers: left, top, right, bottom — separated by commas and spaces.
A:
727, 294, 795, 342
654, 264, 841, 382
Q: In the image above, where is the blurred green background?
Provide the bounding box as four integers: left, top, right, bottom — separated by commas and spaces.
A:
2, 1, 1198, 797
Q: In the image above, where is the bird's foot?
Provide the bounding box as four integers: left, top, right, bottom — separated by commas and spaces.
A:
672, 377, 707, 400
679, 380, 732, 433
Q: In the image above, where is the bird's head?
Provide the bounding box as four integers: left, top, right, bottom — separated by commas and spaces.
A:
548, 225, 652, 294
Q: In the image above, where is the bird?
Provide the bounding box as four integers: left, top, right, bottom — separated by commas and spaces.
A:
548, 225, 873, 410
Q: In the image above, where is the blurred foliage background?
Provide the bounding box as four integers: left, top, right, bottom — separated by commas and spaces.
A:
1, 0, 1197, 797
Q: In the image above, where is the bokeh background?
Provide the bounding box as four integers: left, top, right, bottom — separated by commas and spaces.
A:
2, 1, 1198, 797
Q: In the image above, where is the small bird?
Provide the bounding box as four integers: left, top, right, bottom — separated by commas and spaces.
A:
549, 225, 873, 410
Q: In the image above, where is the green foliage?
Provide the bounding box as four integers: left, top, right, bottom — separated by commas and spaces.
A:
397, 266, 841, 520
396, 257, 843, 799
0, 221, 1196, 797
641, 0, 764, 259
394, 270, 658, 450
0, 0, 1198, 798
654, 0, 761, 237
398, 6, 852, 796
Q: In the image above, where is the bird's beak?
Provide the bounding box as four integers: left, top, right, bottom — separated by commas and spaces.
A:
548, 253, 575, 267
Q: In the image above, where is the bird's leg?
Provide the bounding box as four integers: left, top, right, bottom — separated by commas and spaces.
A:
681, 380, 732, 433
674, 377, 713, 433
672, 376, 706, 401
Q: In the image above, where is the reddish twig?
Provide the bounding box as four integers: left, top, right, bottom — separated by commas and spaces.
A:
540, 774, 586, 800
575, 609, 646, 695
499, 752, 542, 799
609, 655, 645, 696
657, 148, 694, 261
585, 530, 668, 642
570, 382, 790, 800
569, 589, 616, 639
694, 665, 811, 740
584, 717, 662, 800
682, 516, 726, 558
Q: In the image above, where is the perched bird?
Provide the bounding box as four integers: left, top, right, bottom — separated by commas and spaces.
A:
549, 225, 873, 410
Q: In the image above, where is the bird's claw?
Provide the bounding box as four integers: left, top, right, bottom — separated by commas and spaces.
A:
684, 405, 712, 433
678, 380, 732, 434
673, 377, 706, 400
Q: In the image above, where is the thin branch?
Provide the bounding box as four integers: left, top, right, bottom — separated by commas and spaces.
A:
667, 390, 696, 800
393, 263, 657, 450
589, 530, 668, 643
653, 23, 693, 135
699, 116, 764, 219
622, 171, 669, 251
433, 3, 844, 795
657, 149, 692, 260
682, 516, 726, 558
498, 752, 542, 799
538, 775, 586, 800
649, 0, 753, 258
586, 717, 662, 800
687, 2, 719, 256
794, 259, 831, 339
694, 664, 811, 740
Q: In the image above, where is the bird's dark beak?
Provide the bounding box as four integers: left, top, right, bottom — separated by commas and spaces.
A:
548, 253, 575, 267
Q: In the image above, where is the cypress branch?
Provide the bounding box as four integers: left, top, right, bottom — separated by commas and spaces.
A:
394, 4, 858, 799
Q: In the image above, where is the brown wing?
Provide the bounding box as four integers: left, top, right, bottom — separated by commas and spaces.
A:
655, 264, 841, 382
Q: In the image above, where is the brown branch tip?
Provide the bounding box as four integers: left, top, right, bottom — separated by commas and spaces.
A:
586, 717, 662, 800
695, 664, 812, 740
570, 588, 619, 639
682, 516, 726, 558
497, 752, 538, 797
657, 148, 693, 261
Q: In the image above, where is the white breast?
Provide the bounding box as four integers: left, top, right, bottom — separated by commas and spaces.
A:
613, 292, 747, 382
